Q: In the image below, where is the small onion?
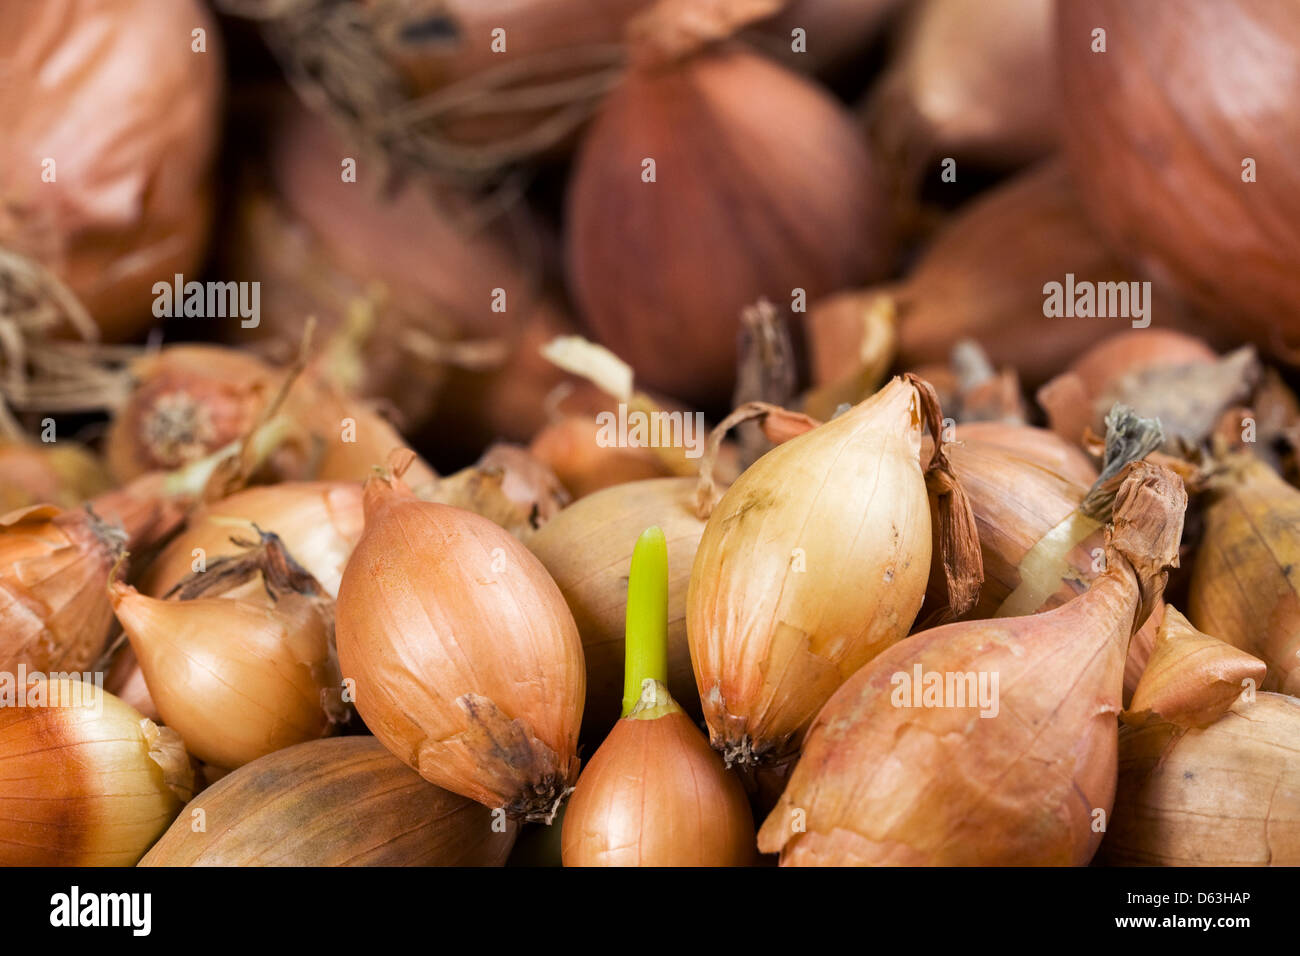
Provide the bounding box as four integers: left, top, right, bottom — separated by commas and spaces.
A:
335, 467, 585, 821
141, 737, 516, 867
0, 0, 221, 339
0, 682, 193, 865
567, 47, 890, 404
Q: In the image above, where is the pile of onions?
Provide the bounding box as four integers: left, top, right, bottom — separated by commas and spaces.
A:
566, 47, 891, 404
527, 477, 705, 739
141, 737, 516, 867
1103, 694, 1300, 866
1190, 453, 1300, 695
866, 0, 1056, 197
1057, 0, 1300, 358
0, 0, 221, 340
335, 460, 585, 821
759, 461, 1186, 865
0, 683, 193, 865
876, 162, 1220, 386
688, 376, 979, 770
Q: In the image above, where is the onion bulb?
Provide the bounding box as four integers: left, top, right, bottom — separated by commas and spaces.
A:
562, 527, 754, 866
141, 737, 516, 867
567, 47, 890, 404
688, 376, 980, 770
1057, 0, 1300, 359
1190, 453, 1300, 695
110, 533, 347, 770
335, 463, 585, 821
0, 441, 111, 513
0, 0, 222, 339
1102, 693, 1300, 866
759, 461, 1187, 865
527, 477, 705, 740
0, 681, 193, 865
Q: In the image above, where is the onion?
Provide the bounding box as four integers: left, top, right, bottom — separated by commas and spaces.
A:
566, 47, 890, 404
0, 440, 111, 513
225, 101, 539, 427
0, 682, 193, 865
530, 414, 677, 498
1057, 0, 1300, 358
335, 465, 585, 821
111, 534, 348, 770
1038, 331, 1258, 448
561, 527, 754, 866
758, 461, 1186, 865
867, 0, 1056, 197
1102, 693, 1300, 866
428, 444, 570, 539
889, 162, 1220, 386
141, 737, 516, 867
687, 376, 980, 770
527, 477, 704, 740
1189, 453, 1300, 695
0, 0, 221, 340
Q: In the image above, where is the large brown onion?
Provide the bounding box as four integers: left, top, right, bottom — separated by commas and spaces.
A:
1057, 0, 1300, 358
0, 0, 221, 339
567, 47, 890, 404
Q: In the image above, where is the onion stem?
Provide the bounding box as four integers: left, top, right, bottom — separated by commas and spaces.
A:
622, 525, 669, 717
161, 413, 295, 499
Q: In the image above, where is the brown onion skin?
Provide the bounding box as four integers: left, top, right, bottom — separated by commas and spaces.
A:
1101, 693, 1300, 866
335, 480, 585, 819
0, 0, 221, 339
567, 48, 890, 405
561, 707, 755, 867
1057, 0, 1300, 358
141, 737, 516, 867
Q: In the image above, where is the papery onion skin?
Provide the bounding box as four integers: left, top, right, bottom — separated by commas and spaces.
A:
0, 683, 192, 865
0, 0, 221, 340
335, 480, 585, 820
1189, 455, 1300, 695
567, 48, 889, 404
141, 737, 516, 867
759, 463, 1185, 865
1101, 693, 1300, 866
0, 504, 119, 674
561, 690, 754, 867
528, 477, 704, 739
953, 421, 1097, 488
1057, 0, 1300, 358
688, 377, 932, 768
140, 482, 365, 600
110, 583, 342, 770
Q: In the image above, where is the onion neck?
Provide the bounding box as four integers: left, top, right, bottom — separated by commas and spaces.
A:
622, 525, 670, 718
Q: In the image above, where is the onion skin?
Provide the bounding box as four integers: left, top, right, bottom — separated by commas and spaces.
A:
894, 162, 1218, 386
688, 377, 933, 768
141, 482, 364, 600
0, 683, 192, 865
0, 504, 119, 674
1101, 693, 1300, 866
0, 0, 221, 340
335, 477, 585, 820
759, 463, 1185, 865
567, 48, 889, 404
561, 689, 754, 866
110, 581, 343, 770
1190, 455, 1300, 695
141, 737, 516, 867
953, 421, 1097, 488
527, 477, 704, 739
1057, 0, 1300, 358
530, 415, 676, 499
